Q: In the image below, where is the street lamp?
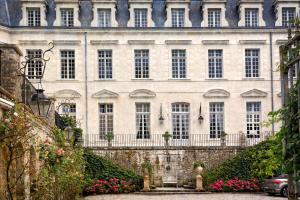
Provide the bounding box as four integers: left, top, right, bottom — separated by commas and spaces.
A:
31, 89, 52, 118
65, 126, 73, 141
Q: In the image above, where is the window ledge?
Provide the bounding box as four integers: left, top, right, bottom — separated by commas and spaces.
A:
205, 78, 228, 81
168, 78, 191, 81
56, 79, 80, 82
242, 77, 264, 81
95, 79, 116, 82
131, 78, 153, 81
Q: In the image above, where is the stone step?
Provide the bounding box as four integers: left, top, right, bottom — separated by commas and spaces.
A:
138, 187, 210, 194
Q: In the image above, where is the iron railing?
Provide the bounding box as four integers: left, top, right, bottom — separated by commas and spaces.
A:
84, 131, 274, 148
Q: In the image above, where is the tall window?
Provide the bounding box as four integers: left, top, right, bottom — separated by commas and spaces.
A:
99, 104, 113, 139
245, 8, 258, 27
245, 49, 260, 78
171, 9, 185, 27
134, 9, 147, 27
172, 49, 186, 78
61, 8, 74, 27
98, 50, 112, 79
134, 50, 149, 78
209, 102, 224, 139
282, 7, 295, 27
60, 103, 76, 120
27, 8, 41, 26
61, 50, 75, 79
98, 9, 111, 27
208, 9, 221, 27
208, 49, 223, 78
27, 50, 42, 79
136, 103, 150, 139
246, 102, 261, 138
172, 103, 189, 140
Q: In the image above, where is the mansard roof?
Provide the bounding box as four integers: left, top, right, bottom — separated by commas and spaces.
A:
0, 0, 276, 27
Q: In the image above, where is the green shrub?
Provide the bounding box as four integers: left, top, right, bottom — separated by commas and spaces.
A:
83, 150, 143, 193
203, 139, 281, 188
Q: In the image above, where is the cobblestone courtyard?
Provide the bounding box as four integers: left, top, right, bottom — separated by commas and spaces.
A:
84, 193, 288, 200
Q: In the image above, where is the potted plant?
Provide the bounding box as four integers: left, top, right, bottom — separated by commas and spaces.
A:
162, 131, 172, 146
105, 132, 114, 147
220, 131, 227, 146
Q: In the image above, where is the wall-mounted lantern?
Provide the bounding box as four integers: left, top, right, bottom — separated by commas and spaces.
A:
198, 103, 204, 124
159, 103, 165, 123
31, 89, 52, 118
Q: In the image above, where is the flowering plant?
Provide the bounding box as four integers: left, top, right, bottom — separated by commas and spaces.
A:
209, 178, 260, 192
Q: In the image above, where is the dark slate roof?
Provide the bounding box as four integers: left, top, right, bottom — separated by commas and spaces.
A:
0, 0, 276, 28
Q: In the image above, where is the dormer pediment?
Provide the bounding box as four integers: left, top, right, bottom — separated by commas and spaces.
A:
240, 89, 267, 98
55, 89, 81, 98
92, 89, 119, 98
129, 89, 156, 98
203, 89, 230, 98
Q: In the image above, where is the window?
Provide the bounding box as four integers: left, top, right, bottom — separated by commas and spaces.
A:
208, 9, 221, 27
171, 9, 185, 27
245, 8, 258, 27
172, 103, 189, 140
134, 9, 147, 27
246, 102, 261, 138
27, 50, 42, 79
282, 8, 295, 27
60, 103, 76, 120
134, 50, 149, 78
136, 103, 150, 139
209, 102, 224, 139
245, 49, 260, 78
61, 8, 74, 27
61, 50, 75, 79
208, 50, 223, 78
98, 9, 111, 27
27, 8, 41, 26
172, 49, 186, 78
99, 104, 113, 139
98, 50, 112, 79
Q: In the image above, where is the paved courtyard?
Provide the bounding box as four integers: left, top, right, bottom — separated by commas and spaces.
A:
84, 193, 288, 200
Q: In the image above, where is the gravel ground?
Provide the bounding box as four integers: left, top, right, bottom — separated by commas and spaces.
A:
83, 193, 288, 200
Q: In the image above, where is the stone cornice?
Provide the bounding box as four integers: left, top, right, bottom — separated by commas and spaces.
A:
128, 40, 155, 45
19, 40, 48, 45
90, 40, 119, 45
53, 40, 81, 45
165, 40, 192, 45
202, 40, 229, 45
239, 40, 266, 44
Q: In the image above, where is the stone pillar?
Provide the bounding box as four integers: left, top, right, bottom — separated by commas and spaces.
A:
195, 174, 203, 192
143, 174, 150, 192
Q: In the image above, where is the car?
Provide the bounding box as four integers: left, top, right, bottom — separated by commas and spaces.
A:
263, 174, 300, 197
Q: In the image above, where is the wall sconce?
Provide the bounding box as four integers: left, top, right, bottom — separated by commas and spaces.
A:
159, 103, 165, 123
31, 89, 53, 118
198, 103, 204, 124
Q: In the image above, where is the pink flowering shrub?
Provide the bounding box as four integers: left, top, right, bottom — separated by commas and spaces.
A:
209, 178, 260, 192
84, 178, 134, 194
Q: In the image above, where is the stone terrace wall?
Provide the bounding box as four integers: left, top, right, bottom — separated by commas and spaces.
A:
92, 147, 243, 187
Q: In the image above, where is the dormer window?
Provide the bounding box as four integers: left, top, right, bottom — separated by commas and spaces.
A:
98, 9, 111, 27
245, 8, 258, 27
208, 9, 221, 27
61, 8, 74, 27
171, 8, 185, 27
134, 9, 148, 27
27, 8, 41, 27
282, 7, 295, 27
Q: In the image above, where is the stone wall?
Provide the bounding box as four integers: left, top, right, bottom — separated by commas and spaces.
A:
92, 147, 243, 187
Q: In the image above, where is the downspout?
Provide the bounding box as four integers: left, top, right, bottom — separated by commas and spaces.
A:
4, 0, 11, 26
84, 32, 89, 144
269, 32, 275, 135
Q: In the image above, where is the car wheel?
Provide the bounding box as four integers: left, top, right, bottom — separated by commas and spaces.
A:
281, 186, 288, 197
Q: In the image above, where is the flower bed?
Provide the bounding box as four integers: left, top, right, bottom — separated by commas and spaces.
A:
209, 178, 260, 192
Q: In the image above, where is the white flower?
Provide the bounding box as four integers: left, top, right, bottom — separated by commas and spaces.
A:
13, 112, 19, 117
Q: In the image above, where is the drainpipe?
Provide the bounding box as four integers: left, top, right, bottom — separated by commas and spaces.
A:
84, 32, 89, 144
269, 32, 275, 135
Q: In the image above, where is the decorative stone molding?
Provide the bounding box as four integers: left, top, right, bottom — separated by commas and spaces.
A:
53, 0, 81, 27
165, 40, 192, 45
273, 0, 300, 26
202, 40, 229, 45
128, 40, 155, 45
129, 89, 156, 98
201, 0, 228, 27
18, 40, 48, 45
91, 0, 117, 27
237, 0, 265, 27
19, 0, 48, 26
128, 0, 154, 27
90, 40, 119, 45
53, 40, 81, 45
92, 89, 119, 98
239, 40, 266, 44
240, 89, 267, 98
54, 89, 81, 98
203, 89, 230, 98
165, 0, 192, 27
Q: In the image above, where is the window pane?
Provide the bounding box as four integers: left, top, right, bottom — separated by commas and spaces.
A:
282, 7, 295, 27
27, 50, 42, 79
135, 50, 149, 78
61, 8, 74, 27
245, 49, 260, 77
209, 102, 224, 138
172, 49, 186, 78
99, 50, 113, 79
27, 8, 41, 27
61, 50, 75, 79
245, 9, 258, 27
208, 50, 223, 78
134, 9, 147, 27
246, 102, 261, 138
208, 9, 221, 27
98, 9, 111, 27
136, 103, 150, 139
172, 103, 189, 140
99, 104, 113, 139
172, 9, 185, 27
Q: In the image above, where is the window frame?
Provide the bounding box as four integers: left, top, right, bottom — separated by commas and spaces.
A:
282, 7, 296, 27
60, 50, 75, 80
246, 102, 261, 138
134, 49, 150, 79
98, 8, 112, 27
60, 8, 74, 27
208, 8, 221, 28
245, 49, 260, 78
136, 103, 151, 139
171, 49, 187, 79
171, 103, 190, 140
98, 50, 113, 79
208, 49, 223, 78
171, 8, 185, 28
209, 102, 224, 139
26, 49, 43, 79
99, 103, 114, 139
27, 7, 41, 27
245, 8, 259, 27
134, 8, 148, 28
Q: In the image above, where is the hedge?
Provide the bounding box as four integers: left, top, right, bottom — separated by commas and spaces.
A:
203, 139, 282, 188
83, 150, 143, 193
